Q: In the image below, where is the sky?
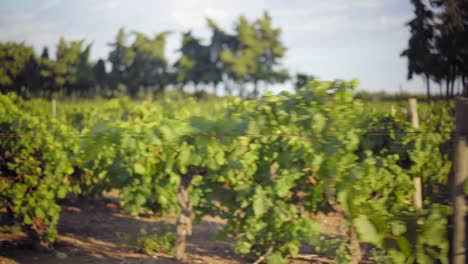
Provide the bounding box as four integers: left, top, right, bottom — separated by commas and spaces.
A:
0, 0, 425, 93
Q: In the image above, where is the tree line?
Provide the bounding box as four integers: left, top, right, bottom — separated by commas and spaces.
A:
401, 0, 468, 98
0, 12, 303, 99
2, 2, 468, 99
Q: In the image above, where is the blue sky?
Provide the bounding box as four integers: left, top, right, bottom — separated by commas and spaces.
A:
0, 0, 424, 93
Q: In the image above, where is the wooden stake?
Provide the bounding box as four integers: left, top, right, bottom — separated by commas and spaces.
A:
52, 99, 56, 118
451, 97, 468, 264
413, 177, 422, 209
408, 98, 419, 129
408, 98, 422, 209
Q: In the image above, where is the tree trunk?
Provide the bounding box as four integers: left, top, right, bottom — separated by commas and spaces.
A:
425, 75, 431, 100
447, 79, 450, 99
451, 78, 455, 98
238, 83, 244, 97
25, 220, 52, 251
462, 76, 467, 96
464, 76, 468, 96
225, 81, 232, 96
212, 82, 218, 96
253, 81, 259, 98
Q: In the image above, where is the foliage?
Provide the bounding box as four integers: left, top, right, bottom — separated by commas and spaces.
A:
0, 42, 37, 95
220, 12, 288, 97
108, 30, 170, 96
0, 80, 454, 263
116, 226, 176, 255
0, 93, 75, 245
0, 12, 290, 99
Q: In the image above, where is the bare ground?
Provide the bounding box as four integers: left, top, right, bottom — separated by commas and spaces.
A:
0, 196, 343, 264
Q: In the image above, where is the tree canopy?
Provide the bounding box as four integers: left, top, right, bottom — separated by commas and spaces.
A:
401, 0, 468, 97
0, 12, 290, 98
3, 4, 465, 99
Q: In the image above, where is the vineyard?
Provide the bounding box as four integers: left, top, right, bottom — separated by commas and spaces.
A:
0, 80, 458, 263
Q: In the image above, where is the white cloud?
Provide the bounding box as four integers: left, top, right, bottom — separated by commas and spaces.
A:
352, 0, 382, 9
102, 0, 120, 10
166, 1, 248, 30
203, 8, 231, 23
361, 16, 406, 32
286, 15, 350, 34
271, 0, 382, 18
0, 13, 57, 42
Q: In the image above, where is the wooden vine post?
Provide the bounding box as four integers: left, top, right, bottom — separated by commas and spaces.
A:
451, 97, 468, 264
408, 98, 422, 209
52, 99, 57, 118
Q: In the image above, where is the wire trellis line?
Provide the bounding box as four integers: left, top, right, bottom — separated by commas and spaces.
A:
0, 130, 461, 140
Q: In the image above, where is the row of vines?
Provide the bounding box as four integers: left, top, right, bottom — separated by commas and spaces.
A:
0, 80, 455, 263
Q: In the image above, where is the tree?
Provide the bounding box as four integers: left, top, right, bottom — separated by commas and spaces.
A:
0, 42, 36, 95
173, 31, 207, 91
432, 0, 468, 97
402, 0, 468, 98
205, 18, 237, 95
37, 46, 61, 98
0, 12, 293, 98
75, 41, 94, 95
108, 28, 129, 96
220, 15, 257, 96
294, 73, 315, 92
40, 47, 49, 60
220, 12, 288, 97
251, 11, 289, 96
125, 31, 170, 96
53, 37, 93, 96
92, 59, 107, 94
401, 0, 435, 98
107, 28, 169, 97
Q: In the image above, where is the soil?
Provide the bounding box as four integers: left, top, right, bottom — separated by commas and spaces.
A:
0, 196, 344, 264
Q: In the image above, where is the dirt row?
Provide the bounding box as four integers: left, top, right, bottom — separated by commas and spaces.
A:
1, 197, 342, 264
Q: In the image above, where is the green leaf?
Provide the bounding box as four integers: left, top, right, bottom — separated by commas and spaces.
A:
134, 163, 146, 175
389, 249, 406, 263
391, 221, 407, 236
178, 146, 190, 165
312, 113, 326, 133
353, 214, 381, 245
35, 207, 45, 219
253, 189, 268, 217
396, 236, 411, 256
24, 214, 32, 225
98, 171, 108, 179
57, 186, 67, 199
214, 151, 225, 165
135, 193, 146, 205
266, 252, 286, 264
236, 241, 252, 254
